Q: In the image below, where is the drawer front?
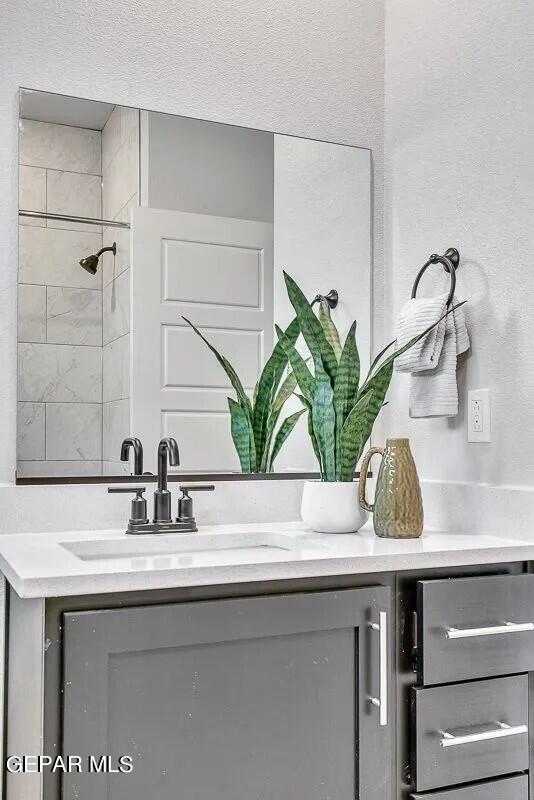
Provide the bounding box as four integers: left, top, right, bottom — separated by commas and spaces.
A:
410, 773, 528, 800
417, 574, 534, 685
411, 675, 528, 792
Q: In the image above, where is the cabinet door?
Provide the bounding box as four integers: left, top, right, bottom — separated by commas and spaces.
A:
62, 588, 392, 800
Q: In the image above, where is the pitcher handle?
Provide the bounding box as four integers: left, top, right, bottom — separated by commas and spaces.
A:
359, 447, 384, 513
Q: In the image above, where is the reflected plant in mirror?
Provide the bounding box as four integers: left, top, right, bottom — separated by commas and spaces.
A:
183, 315, 305, 473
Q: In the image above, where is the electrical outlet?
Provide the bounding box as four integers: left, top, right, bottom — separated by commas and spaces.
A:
468, 389, 491, 442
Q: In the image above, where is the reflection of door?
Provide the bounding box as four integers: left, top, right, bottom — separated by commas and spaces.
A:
131, 208, 273, 473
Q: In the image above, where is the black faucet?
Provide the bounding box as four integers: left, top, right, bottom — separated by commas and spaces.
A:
120, 437, 144, 475
154, 437, 180, 522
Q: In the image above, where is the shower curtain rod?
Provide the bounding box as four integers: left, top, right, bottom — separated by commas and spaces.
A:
18, 210, 131, 229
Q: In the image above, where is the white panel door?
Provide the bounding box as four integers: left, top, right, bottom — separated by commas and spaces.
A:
131, 208, 273, 473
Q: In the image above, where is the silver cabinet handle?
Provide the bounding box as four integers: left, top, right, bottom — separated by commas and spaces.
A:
440, 721, 528, 748
444, 621, 534, 639
368, 611, 388, 726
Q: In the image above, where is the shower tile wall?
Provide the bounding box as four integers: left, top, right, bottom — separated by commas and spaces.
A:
17, 120, 104, 478
101, 106, 139, 475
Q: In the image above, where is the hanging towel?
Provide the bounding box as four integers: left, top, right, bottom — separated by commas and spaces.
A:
409, 299, 470, 417
394, 295, 448, 373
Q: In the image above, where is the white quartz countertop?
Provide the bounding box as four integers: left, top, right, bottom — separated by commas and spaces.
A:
1, 521, 534, 599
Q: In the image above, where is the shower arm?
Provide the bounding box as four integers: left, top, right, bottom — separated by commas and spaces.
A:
96, 243, 117, 258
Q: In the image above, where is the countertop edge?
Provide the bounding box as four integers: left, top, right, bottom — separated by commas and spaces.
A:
5, 541, 534, 600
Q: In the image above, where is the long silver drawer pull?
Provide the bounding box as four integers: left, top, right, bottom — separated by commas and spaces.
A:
368, 611, 388, 726
440, 722, 528, 748
445, 621, 534, 639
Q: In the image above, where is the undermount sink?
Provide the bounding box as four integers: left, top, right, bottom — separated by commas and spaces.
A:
60, 531, 302, 562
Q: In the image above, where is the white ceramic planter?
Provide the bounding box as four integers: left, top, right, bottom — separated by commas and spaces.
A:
301, 480, 369, 534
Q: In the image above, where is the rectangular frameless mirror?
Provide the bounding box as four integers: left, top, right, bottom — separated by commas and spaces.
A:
16, 88, 372, 481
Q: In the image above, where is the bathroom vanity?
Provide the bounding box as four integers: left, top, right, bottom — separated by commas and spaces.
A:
2, 524, 534, 800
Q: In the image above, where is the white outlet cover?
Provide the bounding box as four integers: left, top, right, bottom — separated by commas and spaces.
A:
468, 388, 491, 443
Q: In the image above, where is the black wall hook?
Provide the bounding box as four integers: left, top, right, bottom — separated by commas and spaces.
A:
311, 289, 339, 309
411, 247, 460, 307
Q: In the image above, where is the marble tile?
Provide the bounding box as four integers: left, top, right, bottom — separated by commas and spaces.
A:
103, 399, 130, 461
47, 287, 102, 346
46, 169, 102, 232
102, 126, 138, 220
102, 460, 130, 476
19, 165, 46, 226
18, 284, 46, 343
19, 226, 103, 290
46, 402, 102, 461
103, 334, 130, 402
17, 402, 45, 460
17, 460, 103, 478
103, 268, 130, 345
19, 119, 101, 175
18, 342, 102, 403
102, 106, 139, 172
120, 106, 140, 140
102, 195, 136, 287
102, 106, 121, 171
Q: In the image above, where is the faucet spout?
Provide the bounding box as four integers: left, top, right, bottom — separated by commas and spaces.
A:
157, 437, 180, 491
153, 437, 180, 523
121, 437, 144, 475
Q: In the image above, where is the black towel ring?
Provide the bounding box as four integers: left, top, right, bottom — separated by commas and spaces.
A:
411, 247, 460, 307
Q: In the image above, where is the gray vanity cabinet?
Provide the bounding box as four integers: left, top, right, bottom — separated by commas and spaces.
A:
62, 587, 393, 800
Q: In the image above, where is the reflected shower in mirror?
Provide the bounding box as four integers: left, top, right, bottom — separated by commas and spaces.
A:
17, 89, 372, 479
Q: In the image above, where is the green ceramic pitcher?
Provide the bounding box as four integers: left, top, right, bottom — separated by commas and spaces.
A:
359, 438, 423, 539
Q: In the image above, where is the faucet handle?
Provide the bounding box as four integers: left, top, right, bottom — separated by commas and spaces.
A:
177, 484, 214, 525
178, 484, 215, 493
108, 486, 148, 525
108, 486, 146, 493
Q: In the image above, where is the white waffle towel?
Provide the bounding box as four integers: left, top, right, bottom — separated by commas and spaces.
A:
395, 295, 448, 373
395, 295, 470, 417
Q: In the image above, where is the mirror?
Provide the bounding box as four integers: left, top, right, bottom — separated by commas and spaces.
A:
17, 89, 372, 479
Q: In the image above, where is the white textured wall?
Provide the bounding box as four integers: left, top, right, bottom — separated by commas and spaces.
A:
384, 0, 534, 522
0, 0, 384, 519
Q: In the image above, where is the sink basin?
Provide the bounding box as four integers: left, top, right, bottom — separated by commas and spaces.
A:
60, 531, 301, 562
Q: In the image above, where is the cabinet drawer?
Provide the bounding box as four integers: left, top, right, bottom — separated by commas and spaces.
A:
410, 774, 528, 800
411, 675, 528, 792
416, 574, 534, 685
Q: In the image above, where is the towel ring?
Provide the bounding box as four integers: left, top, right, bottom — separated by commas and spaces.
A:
411, 247, 460, 307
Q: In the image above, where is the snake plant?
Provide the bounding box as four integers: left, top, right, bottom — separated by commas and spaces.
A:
182, 316, 305, 473
277, 272, 465, 482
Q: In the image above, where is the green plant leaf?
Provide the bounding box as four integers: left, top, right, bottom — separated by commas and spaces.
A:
271, 370, 297, 414
276, 325, 316, 405
268, 409, 306, 470
356, 359, 394, 461
283, 272, 338, 381
339, 391, 374, 481
311, 363, 336, 481
333, 322, 360, 478
296, 393, 322, 468
364, 339, 395, 383
318, 299, 342, 361
259, 370, 299, 472
252, 317, 300, 467
183, 317, 252, 417
228, 398, 255, 473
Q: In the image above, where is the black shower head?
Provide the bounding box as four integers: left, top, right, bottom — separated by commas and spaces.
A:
79, 242, 116, 275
